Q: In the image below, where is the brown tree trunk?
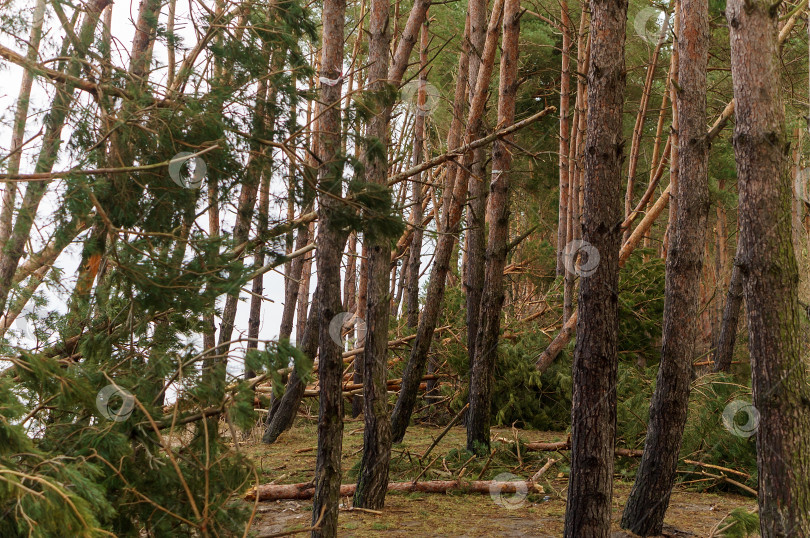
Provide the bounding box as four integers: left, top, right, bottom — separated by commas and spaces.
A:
713, 250, 744, 372
620, 0, 710, 531
353, 0, 393, 509
556, 1, 572, 276
405, 21, 428, 329
262, 288, 320, 444
246, 170, 272, 381
727, 0, 810, 533
353, 240, 369, 418
563, 14, 589, 322
563, 0, 627, 533
663, 2, 680, 258
463, 0, 489, 373
466, 0, 519, 454
311, 0, 348, 532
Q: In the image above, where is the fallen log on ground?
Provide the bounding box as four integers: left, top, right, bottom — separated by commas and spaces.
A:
523, 440, 752, 480
246, 465, 555, 502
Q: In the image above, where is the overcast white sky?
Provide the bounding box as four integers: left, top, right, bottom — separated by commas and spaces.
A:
0, 0, 300, 377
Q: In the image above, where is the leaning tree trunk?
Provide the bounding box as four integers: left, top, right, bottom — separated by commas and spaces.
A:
563, 0, 627, 534
727, 0, 810, 534
353, 0, 393, 509
620, 0, 709, 531
466, 0, 519, 455
262, 289, 320, 444
311, 0, 348, 533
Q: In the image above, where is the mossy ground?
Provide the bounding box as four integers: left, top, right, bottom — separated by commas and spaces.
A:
240, 416, 756, 537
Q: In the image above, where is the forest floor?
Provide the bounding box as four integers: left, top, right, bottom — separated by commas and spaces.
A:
240, 416, 757, 537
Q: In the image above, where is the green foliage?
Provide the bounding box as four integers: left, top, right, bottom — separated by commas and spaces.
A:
719, 508, 760, 537
618, 249, 666, 365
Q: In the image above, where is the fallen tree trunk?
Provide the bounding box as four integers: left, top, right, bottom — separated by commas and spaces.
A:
246, 476, 546, 502
525, 440, 643, 458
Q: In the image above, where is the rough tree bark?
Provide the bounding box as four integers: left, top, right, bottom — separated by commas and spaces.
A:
620, 0, 710, 531
727, 0, 810, 533
713, 255, 743, 372
466, 0, 519, 454
311, 0, 348, 532
353, 0, 393, 509
463, 0, 489, 371
563, 0, 627, 534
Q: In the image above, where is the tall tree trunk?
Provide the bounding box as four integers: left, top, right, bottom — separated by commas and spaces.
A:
620, 0, 710, 530
405, 21, 427, 328
463, 0, 489, 373
563, 13, 589, 322
563, 0, 627, 534
390, 0, 506, 443
353, 0, 394, 509
353, 0, 432, 506
311, 0, 349, 532
466, 0, 519, 454
727, 0, 810, 533
556, 0, 572, 276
